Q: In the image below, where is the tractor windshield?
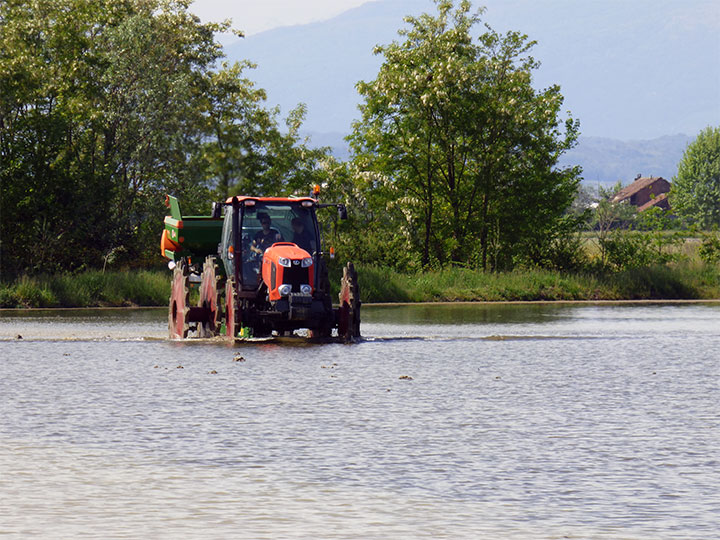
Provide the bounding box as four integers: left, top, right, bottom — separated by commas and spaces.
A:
239, 202, 318, 286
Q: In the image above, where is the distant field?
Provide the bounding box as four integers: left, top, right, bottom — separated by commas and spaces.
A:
579, 231, 704, 259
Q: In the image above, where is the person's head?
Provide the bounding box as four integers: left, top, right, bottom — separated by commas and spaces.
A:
291, 217, 304, 232
258, 213, 271, 230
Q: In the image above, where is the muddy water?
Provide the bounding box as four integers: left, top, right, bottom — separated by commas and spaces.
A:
1, 303, 719, 539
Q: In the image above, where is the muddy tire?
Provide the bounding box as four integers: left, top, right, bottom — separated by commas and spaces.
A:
225, 278, 238, 338
168, 260, 190, 339
197, 256, 222, 338
338, 262, 361, 342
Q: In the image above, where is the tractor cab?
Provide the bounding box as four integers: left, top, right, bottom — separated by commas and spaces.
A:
220, 197, 321, 294
214, 195, 353, 337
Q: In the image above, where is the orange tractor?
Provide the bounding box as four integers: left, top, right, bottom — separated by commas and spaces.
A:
161, 194, 360, 341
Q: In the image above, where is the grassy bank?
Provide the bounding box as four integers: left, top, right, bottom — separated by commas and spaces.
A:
2, 262, 718, 309
0, 270, 170, 308
355, 262, 720, 303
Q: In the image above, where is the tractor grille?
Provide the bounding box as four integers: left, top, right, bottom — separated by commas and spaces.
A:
283, 263, 310, 292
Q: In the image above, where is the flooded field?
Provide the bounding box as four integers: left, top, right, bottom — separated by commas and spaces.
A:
1, 303, 719, 539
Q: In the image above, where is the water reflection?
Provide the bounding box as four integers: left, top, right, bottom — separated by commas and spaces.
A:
365, 302, 560, 325
0, 308, 166, 341
1, 303, 719, 539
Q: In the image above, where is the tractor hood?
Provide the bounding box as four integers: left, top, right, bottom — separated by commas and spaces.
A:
262, 242, 315, 301
264, 242, 312, 262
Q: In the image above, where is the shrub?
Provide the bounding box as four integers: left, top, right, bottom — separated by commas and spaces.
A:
0, 287, 18, 308
698, 233, 720, 264
13, 277, 57, 307
596, 228, 684, 272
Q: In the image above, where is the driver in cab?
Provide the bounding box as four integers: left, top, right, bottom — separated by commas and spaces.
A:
251, 212, 282, 257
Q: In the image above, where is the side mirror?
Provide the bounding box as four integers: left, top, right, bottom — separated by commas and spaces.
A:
211, 202, 222, 219
337, 204, 348, 220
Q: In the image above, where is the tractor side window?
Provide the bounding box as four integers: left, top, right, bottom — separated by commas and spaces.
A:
290, 210, 316, 255
220, 206, 234, 278
240, 208, 262, 286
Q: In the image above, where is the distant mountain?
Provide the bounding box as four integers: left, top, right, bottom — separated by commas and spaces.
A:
221, 0, 714, 184
225, 0, 424, 134
225, 0, 720, 139
558, 134, 692, 185
301, 130, 691, 186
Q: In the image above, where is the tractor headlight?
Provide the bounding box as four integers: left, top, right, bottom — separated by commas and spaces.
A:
300, 284, 312, 295
278, 284, 292, 296
278, 257, 291, 267
301, 257, 313, 268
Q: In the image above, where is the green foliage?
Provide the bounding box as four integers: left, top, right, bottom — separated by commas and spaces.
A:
393, 267, 591, 302
510, 216, 589, 272
1, 0, 213, 276
335, 224, 422, 272
2, 0, 710, 287
596, 228, 685, 273
0, 0, 330, 279
356, 267, 414, 303
313, 161, 424, 272
698, 232, 720, 264
11, 277, 57, 308
586, 182, 687, 271
591, 181, 638, 233
598, 232, 653, 271
568, 184, 596, 225
0, 270, 169, 308
671, 126, 720, 228
2, 259, 717, 308
349, 0, 581, 270
610, 265, 698, 300
353, 262, 720, 303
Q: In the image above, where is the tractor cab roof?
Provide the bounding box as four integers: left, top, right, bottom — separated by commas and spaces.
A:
224, 196, 316, 206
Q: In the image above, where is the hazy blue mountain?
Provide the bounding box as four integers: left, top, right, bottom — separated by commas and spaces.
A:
301, 130, 691, 185
558, 134, 692, 185
225, 0, 427, 134
223, 0, 716, 184
225, 0, 719, 139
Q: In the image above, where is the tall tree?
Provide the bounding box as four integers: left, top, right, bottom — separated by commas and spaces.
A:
670, 126, 720, 229
0, 0, 329, 277
0, 0, 226, 275
349, 0, 581, 269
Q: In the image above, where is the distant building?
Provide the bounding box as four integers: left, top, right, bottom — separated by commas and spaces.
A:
611, 176, 671, 211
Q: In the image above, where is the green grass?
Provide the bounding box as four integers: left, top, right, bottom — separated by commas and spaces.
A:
0, 270, 170, 308
2, 261, 718, 309
354, 262, 720, 303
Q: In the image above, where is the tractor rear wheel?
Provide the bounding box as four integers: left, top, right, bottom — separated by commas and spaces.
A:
338, 262, 361, 342
225, 278, 238, 338
168, 260, 190, 339
307, 257, 334, 338
197, 256, 222, 338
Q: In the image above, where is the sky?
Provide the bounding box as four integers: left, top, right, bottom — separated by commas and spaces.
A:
189, 0, 370, 41
189, 0, 720, 140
